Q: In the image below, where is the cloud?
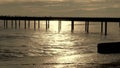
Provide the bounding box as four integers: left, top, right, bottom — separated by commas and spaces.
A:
0, 0, 106, 4
0, 0, 120, 17
0, 0, 64, 4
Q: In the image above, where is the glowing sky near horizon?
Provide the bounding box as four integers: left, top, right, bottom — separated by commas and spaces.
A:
0, 0, 120, 17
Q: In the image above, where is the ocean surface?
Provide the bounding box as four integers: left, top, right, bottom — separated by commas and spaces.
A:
0, 20, 120, 68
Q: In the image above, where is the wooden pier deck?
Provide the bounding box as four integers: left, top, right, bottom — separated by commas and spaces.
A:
0, 16, 120, 36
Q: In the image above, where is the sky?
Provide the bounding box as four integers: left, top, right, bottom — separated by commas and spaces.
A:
0, 0, 120, 17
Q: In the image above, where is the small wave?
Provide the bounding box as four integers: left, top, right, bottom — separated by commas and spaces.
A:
0, 49, 26, 58
42, 63, 74, 65
0, 35, 37, 40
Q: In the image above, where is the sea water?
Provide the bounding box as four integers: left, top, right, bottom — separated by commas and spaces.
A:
0, 20, 120, 68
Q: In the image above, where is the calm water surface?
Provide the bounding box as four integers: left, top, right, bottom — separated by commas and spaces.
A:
0, 21, 120, 68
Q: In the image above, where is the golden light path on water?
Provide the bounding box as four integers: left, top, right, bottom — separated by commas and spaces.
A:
29, 21, 90, 68
30, 21, 73, 60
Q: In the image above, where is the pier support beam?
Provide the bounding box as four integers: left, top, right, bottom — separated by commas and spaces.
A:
28, 20, 30, 29
34, 20, 36, 30
58, 20, 61, 33
46, 20, 48, 31
48, 20, 50, 29
85, 21, 89, 33
87, 21, 89, 33
46, 20, 50, 30
5, 20, 8, 29
104, 21, 108, 36
11, 20, 13, 29
24, 20, 26, 29
4, 20, 6, 29
101, 22, 103, 34
38, 20, 40, 29
71, 20, 74, 33
15, 20, 17, 29
19, 20, 20, 29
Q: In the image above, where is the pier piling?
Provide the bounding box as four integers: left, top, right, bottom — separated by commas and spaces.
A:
58, 20, 61, 32
34, 20, 36, 30
101, 22, 103, 34
11, 20, 13, 29
85, 21, 89, 33
15, 20, 17, 29
28, 20, 30, 29
4, 20, 6, 29
85, 21, 87, 33
48, 20, 50, 29
19, 20, 20, 29
87, 21, 89, 33
105, 21, 108, 36
46, 20, 48, 31
24, 20, 26, 29
6, 20, 8, 29
71, 20, 74, 33
38, 20, 40, 29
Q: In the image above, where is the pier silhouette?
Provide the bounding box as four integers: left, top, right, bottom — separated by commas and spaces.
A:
0, 16, 120, 36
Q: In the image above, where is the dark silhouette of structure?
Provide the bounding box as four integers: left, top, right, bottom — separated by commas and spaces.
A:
0, 16, 120, 35
98, 42, 120, 54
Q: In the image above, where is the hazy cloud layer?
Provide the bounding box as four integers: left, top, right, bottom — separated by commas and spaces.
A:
0, 0, 120, 17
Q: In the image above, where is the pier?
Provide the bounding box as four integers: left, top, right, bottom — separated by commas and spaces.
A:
0, 16, 120, 36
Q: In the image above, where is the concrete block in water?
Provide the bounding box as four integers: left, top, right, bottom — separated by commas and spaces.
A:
97, 42, 120, 54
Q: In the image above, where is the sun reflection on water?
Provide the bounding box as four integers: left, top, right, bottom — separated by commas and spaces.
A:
53, 55, 83, 68
49, 21, 70, 32
48, 34, 77, 55
49, 34, 74, 45
29, 21, 90, 68
30, 30, 79, 56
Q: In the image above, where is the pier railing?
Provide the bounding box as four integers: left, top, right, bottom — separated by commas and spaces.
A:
0, 16, 120, 36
